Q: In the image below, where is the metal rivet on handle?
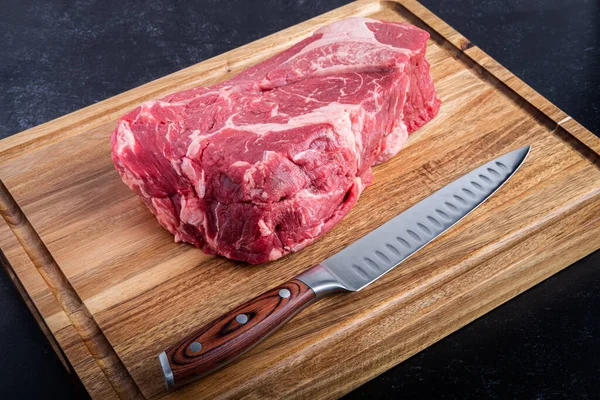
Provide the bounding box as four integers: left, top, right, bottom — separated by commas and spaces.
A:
278, 289, 291, 298
189, 341, 202, 352
236, 314, 248, 324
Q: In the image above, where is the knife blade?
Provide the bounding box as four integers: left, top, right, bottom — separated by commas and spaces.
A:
159, 145, 531, 389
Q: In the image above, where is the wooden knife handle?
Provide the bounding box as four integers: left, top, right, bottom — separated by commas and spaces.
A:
159, 278, 316, 389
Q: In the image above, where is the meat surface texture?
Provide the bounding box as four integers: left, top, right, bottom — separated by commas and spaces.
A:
111, 18, 441, 264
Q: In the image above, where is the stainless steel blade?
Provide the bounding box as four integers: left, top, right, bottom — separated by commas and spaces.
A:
297, 145, 530, 296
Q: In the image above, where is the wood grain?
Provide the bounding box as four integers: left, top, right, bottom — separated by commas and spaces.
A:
0, 1, 599, 398
0, 181, 143, 400
0, 249, 71, 372
165, 279, 315, 388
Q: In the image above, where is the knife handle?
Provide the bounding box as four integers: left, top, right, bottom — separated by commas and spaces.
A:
159, 278, 316, 389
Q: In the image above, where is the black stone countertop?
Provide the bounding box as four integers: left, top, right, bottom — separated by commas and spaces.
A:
1, 1, 599, 398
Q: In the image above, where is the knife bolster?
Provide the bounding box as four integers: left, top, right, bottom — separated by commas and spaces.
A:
296, 264, 351, 298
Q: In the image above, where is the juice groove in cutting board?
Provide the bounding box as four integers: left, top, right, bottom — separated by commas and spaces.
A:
0, 1, 599, 398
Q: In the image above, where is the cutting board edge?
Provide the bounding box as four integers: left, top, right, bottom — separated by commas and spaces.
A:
0, 249, 72, 372
0, 249, 120, 399
388, 0, 600, 153
1, 1, 599, 398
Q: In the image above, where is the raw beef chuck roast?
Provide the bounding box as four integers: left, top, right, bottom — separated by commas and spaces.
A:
111, 18, 441, 264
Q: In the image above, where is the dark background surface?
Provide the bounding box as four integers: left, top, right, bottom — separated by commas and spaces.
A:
1, 0, 599, 398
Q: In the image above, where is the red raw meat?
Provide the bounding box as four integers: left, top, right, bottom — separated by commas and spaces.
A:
111, 18, 441, 264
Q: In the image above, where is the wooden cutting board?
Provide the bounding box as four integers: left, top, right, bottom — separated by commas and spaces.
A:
1, 1, 600, 398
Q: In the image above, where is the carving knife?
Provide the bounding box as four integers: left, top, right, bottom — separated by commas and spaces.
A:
159, 145, 531, 389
